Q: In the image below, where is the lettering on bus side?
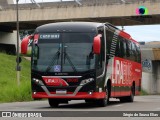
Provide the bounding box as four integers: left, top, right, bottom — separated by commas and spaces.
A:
112, 58, 132, 85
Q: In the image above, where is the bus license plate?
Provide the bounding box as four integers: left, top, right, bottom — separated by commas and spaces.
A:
56, 89, 67, 94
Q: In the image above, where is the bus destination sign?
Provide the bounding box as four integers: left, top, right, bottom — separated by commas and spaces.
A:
39, 33, 60, 39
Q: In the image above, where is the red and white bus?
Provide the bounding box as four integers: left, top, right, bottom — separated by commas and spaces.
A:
21, 22, 142, 107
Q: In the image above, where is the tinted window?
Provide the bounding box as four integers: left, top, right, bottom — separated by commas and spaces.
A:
119, 37, 125, 58
105, 29, 141, 63
132, 43, 138, 62
115, 39, 120, 57
118, 37, 141, 63
105, 30, 114, 56
135, 44, 141, 63
125, 40, 130, 59
32, 32, 96, 72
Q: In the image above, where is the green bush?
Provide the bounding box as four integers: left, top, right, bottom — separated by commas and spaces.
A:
140, 89, 148, 95
0, 53, 32, 103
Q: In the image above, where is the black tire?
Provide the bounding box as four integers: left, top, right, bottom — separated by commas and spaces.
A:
96, 87, 109, 107
119, 97, 127, 103
85, 99, 94, 103
48, 99, 59, 108
126, 85, 135, 102
120, 85, 135, 103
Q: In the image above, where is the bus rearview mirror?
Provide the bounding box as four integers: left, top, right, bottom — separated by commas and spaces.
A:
21, 35, 33, 54
93, 35, 101, 54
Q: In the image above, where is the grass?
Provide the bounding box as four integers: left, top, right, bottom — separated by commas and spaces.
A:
140, 89, 148, 95
0, 53, 32, 103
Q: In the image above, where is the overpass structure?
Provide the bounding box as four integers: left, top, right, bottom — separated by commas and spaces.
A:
0, 0, 160, 31
0, 0, 13, 5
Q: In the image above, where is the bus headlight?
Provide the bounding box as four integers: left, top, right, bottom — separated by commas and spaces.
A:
80, 78, 94, 86
33, 78, 44, 86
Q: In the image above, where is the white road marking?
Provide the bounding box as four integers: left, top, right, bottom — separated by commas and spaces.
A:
112, 104, 123, 107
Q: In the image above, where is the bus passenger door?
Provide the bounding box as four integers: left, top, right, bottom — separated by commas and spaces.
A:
95, 28, 106, 92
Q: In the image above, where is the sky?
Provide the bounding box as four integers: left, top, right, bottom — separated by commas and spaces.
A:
118, 25, 160, 42
13, 0, 160, 42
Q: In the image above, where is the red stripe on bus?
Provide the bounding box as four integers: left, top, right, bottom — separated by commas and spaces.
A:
119, 31, 131, 40
32, 92, 106, 99
111, 91, 131, 97
111, 90, 140, 97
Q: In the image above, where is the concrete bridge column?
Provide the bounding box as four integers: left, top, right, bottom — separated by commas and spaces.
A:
142, 60, 160, 94
156, 61, 160, 93
0, 31, 20, 54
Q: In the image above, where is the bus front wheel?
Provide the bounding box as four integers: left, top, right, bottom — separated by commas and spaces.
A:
96, 87, 109, 107
48, 99, 59, 108
85, 99, 94, 103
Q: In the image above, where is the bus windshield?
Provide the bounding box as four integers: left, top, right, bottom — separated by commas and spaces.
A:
32, 32, 96, 72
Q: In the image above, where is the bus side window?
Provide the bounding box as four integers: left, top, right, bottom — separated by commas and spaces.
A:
126, 40, 130, 58
32, 44, 39, 65
119, 37, 125, 58
132, 43, 138, 62
128, 41, 135, 61
135, 44, 141, 63
115, 38, 120, 57
122, 39, 127, 59
105, 29, 113, 58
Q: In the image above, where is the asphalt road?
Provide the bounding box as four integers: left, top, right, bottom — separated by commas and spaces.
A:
0, 95, 160, 120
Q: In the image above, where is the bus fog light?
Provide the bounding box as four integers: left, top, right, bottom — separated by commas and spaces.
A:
36, 80, 39, 83
88, 91, 93, 95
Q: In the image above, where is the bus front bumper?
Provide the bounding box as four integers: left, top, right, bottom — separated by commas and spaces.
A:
32, 92, 106, 99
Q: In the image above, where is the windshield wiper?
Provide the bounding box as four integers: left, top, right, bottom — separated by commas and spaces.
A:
45, 48, 60, 72
63, 46, 77, 72
86, 47, 94, 69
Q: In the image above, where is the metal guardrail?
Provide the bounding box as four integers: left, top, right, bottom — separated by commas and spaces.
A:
0, 0, 159, 10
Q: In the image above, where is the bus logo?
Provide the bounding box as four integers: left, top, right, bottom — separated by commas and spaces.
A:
54, 65, 61, 72
42, 77, 69, 86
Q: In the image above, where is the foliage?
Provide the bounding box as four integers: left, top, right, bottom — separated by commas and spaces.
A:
0, 53, 32, 102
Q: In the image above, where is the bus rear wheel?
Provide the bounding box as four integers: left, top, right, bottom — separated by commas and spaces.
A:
120, 84, 135, 102
48, 99, 59, 108
126, 84, 135, 102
